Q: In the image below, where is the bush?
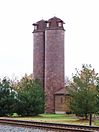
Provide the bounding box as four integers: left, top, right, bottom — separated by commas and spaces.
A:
16, 78, 44, 116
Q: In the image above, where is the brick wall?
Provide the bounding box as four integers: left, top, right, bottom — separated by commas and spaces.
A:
45, 30, 64, 113
33, 17, 65, 113
33, 32, 45, 87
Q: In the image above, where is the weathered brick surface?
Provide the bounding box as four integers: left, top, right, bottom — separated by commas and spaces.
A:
33, 20, 46, 88
45, 29, 64, 113
33, 17, 65, 113
33, 32, 45, 87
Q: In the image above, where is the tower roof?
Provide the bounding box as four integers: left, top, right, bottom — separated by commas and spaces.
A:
48, 16, 65, 24
33, 19, 46, 32
35, 19, 45, 24
46, 16, 65, 30
32, 17, 65, 32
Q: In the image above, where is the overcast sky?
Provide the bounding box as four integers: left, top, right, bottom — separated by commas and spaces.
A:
0, 0, 99, 79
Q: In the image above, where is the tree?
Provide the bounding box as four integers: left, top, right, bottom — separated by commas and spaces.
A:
16, 76, 44, 116
0, 77, 18, 116
96, 77, 99, 112
68, 64, 99, 120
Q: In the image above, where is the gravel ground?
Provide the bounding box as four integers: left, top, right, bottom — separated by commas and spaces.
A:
0, 124, 55, 132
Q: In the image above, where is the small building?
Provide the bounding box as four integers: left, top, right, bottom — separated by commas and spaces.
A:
55, 88, 70, 114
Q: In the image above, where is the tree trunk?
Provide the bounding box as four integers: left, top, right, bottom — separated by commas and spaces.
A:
89, 113, 92, 126
85, 114, 88, 120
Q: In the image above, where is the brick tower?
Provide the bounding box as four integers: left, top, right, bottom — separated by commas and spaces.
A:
33, 17, 65, 113
45, 17, 65, 113
33, 20, 46, 88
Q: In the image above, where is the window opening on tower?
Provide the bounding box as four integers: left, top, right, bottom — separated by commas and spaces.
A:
34, 25, 37, 30
47, 23, 49, 28
58, 22, 62, 27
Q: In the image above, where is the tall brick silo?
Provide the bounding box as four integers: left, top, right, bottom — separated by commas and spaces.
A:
45, 17, 65, 113
33, 20, 46, 88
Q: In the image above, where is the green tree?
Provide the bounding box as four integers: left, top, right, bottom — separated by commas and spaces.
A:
16, 76, 44, 116
68, 64, 99, 119
96, 77, 99, 112
0, 77, 18, 116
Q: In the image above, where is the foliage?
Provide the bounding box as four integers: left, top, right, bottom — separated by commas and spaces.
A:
67, 64, 99, 119
0, 75, 44, 117
0, 77, 18, 116
16, 76, 44, 116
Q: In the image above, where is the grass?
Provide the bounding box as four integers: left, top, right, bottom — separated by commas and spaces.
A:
94, 120, 99, 126
8, 114, 99, 126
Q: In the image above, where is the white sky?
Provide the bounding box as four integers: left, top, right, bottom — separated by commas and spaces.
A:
0, 0, 99, 80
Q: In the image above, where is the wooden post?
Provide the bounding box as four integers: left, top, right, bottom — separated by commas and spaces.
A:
89, 113, 92, 126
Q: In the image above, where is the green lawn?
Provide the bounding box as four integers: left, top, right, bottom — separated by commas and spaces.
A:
11, 114, 99, 126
